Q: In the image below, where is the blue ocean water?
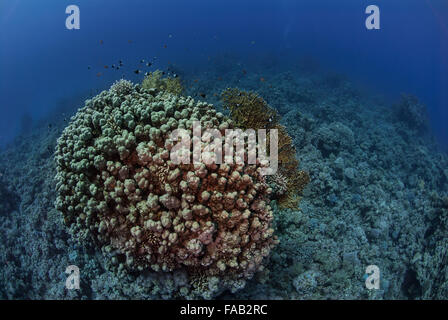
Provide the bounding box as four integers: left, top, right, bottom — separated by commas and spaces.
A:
0, 0, 447, 149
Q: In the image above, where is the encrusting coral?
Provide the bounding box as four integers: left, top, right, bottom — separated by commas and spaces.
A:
54, 80, 278, 298
221, 88, 309, 208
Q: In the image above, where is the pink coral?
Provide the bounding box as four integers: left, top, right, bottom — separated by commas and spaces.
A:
55, 83, 278, 288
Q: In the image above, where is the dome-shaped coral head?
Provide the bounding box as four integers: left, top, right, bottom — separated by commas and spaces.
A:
54, 81, 278, 288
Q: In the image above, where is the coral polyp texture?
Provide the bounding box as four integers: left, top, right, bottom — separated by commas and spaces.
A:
110, 79, 133, 96
54, 81, 277, 298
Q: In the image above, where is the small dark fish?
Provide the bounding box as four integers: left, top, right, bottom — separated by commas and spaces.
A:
116, 66, 120, 70
134, 70, 141, 74
147, 62, 152, 67
144, 72, 149, 76
172, 74, 178, 78
140, 59, 145, 63
199, 93, 206, 98
162, 71, 166, 75
111, 64, 115, 68
87, 66, 91, 70
48, 124, 52, 129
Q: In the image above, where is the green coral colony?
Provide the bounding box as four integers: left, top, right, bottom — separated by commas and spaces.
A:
54, 79, 280, 297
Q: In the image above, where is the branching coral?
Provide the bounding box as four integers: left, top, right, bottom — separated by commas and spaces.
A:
141, 70, 183, 96
221, 88, 279, 130
221, 88, 309, 208
54, 81, 277, 298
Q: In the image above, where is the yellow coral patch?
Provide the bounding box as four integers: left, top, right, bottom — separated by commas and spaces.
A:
141, 70, 183, 96
221, 88, 309, 209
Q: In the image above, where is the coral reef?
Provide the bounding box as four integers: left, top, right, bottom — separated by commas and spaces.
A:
0, 181, 18, 216
265, 173, 288, 197
54, 82, 277, 298
142, 70, 183, 96
110, 79, 133, 96
395, 94, 429, 132
221, 88, 280, 130
312, 122, 355, 157
221, 88, 309, 208
1, 61, 447, 300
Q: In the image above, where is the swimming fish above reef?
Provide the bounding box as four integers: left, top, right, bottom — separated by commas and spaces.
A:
134, 70, 141, 74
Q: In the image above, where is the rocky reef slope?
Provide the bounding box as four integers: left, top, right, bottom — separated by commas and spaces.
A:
1, 65, 447, 299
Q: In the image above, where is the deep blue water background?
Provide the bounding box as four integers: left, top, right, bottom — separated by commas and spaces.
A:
1, 0, 447, 149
